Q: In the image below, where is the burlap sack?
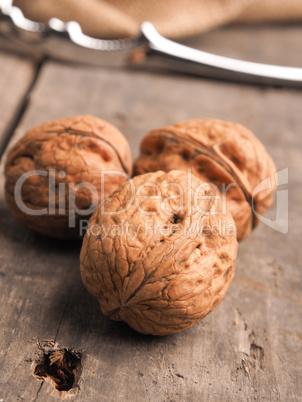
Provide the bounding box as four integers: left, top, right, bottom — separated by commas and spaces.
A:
13, 0, 302, 39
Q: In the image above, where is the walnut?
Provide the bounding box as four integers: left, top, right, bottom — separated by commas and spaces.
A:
80, 170, 238, 335
4, 115, 132, 238
134, 119, 276, 241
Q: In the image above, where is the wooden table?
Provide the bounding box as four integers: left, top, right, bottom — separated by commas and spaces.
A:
0, 24, 301, 401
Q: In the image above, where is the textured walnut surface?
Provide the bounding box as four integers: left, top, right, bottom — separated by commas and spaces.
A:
134, 119, 276, 241
80, 170, 238, 335
4, 115, 132, 238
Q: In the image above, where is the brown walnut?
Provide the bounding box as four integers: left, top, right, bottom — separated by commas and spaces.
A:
80, 170, 238, 335
4, 115, 132, 238
134, 119, 276, 241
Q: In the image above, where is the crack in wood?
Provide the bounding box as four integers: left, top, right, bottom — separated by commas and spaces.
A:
33, 382, 43, 402
0, 57, 45, 158
234, 309, 266, 373
54, 301, 69, 343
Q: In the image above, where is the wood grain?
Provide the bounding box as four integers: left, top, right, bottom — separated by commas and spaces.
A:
0, 52, 35, 156
0, 24, 301, 401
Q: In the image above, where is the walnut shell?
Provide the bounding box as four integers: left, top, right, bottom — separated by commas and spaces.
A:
80, 170, 238, 335
134, 119, 276, 241
4, 115, 132, 238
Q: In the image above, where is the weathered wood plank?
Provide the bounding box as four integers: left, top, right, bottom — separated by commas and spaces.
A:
0, 25, 301, 401
0, 52, 36, 156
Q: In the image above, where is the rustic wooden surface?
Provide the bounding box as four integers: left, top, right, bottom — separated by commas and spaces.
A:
0, 53, 35, 155
0, 24, 301, 401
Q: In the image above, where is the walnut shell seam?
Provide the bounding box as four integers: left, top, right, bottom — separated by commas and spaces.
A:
156, 130, 257, 228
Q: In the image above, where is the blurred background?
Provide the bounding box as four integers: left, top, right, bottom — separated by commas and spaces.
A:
12, 0, 302, 39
